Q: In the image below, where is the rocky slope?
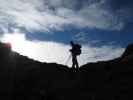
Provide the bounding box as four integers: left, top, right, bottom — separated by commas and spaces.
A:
0, 42, 133, 100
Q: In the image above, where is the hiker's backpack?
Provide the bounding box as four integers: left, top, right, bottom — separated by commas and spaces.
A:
74, 44, 82, 56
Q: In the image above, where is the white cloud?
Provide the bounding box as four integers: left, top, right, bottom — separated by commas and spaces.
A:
0, 32, 124, 67
0, 0, 125, 34
78, 45, 124, 66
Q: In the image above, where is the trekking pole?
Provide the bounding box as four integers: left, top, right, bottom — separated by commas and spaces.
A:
65, 54, 72, 66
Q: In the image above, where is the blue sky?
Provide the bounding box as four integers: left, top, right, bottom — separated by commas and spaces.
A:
26, 27, 133, 47
0, 0, 132, 66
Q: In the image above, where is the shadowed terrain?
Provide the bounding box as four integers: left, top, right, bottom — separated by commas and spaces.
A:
0, 42, 133, 100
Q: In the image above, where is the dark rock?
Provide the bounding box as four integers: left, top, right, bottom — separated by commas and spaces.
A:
0, 42, 133, 100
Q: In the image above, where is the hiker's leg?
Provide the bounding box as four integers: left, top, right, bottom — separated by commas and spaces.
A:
72, 56, 75, 68
75, 57, 79, 69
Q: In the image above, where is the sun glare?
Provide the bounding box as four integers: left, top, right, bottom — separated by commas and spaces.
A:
1, 33, 26, 52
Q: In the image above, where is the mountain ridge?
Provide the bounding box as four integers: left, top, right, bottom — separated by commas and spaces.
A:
0, 42, 133, 100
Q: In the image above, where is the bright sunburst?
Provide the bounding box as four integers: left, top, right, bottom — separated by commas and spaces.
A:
1, 32, 26, 52
0, 31, 39, 61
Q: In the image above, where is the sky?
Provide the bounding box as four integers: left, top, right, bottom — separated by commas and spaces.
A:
0, 0, 133, 67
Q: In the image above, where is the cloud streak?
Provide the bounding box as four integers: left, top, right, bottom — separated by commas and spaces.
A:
0, 0, 129, 34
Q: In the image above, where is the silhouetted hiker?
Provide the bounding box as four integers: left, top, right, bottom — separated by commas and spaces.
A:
69, 41, 81, 69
